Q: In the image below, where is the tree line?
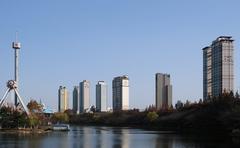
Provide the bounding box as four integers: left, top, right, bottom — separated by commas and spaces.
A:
1, 91, 240, 137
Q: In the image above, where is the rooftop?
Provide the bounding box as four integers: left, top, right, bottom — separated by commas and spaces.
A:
213, 36, 234, 44
113, 75, 129, 80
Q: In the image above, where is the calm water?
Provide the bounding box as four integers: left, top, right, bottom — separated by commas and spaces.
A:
0, 126, 239, 148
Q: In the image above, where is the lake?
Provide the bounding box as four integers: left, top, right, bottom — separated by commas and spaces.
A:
0, 126, 239, 148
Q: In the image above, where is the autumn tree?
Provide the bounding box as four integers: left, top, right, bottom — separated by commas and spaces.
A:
26, 99, 47, 127
27, 100, 43, 113
145, 105, 157, 112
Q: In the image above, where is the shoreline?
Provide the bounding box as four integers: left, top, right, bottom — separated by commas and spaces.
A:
0, 128, 52, 134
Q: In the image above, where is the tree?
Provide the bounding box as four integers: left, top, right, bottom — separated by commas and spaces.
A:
229, 91, 234, 98
175, 100, 183, 110
28, 114, 39, 129
51, 112, 69, 123
145, 105, 157, 112
184, 100, 191, 107
27, 99, 48, 127
0, 106, 28, 128
146, 112, 159, 122
64, 109, 75, 116
90, 106, 96, 113
235, 91, 240, 100
27, 100, 43, 113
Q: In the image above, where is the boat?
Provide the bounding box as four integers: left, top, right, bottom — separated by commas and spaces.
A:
52, 124, 70, 131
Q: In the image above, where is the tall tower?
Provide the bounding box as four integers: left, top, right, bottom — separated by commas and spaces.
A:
0, 33, 29, 115
155, 73, 172, 110
79, 80, 90, 113
58, 86, 69, 112
112, 75, 129, 111
72, 86, 80, 113
96, 81, 108, 112
12, 33, 21, 107
203, 36, 234, 99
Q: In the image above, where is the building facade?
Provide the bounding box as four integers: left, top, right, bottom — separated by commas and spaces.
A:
112, 75, 129, 111
58, 86, 69, 112
72, 86, 80, 113
203, 36, 234, 99
155, 73, 172, 110
96, 81, 108, 112
79, 80, 90, 113
203, 46, 212, 99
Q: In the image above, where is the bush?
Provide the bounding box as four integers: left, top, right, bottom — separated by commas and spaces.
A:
146, 112, 159, 123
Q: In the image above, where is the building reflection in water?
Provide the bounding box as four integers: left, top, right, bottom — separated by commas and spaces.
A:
0, 126, 238, 148
95, 127, 109, 148
111, 127, 130, 148
69, 126, 130, 148
75, 126, 93, 148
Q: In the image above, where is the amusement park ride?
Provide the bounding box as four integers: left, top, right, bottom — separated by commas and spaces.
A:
0, 33, 30, 116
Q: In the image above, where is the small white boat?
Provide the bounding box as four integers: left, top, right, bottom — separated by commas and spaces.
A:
52, 124, 70, 131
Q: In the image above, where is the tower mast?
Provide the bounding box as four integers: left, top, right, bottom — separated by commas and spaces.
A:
12, 32, 21, 107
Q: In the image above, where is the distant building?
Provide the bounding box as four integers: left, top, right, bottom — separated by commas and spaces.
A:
203, 36, 234, 99
72, 86, 80, 113
79, 80, 90, 113
112, 75, 129, 111
58, 86, 69, 112
155, 73, 172, 109
96, 81, 108, 112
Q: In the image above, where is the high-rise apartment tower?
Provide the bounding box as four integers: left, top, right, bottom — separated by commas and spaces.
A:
72, 86, 80, 113
96, 81, 108, 112
203, 36, 234, 99
58, 86, 69, 112
79, 80, 90, 113
155, 73, 172, 109
112, 75, 129, 111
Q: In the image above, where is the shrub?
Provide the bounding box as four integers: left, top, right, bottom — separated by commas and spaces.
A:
146, 112, 159, 122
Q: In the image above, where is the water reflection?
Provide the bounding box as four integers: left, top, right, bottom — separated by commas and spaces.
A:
111, 128, 130, 148
95, 127, 108, 148
0, 126, 239, 148
72, 126, 93, 148
155, 134, 173, 148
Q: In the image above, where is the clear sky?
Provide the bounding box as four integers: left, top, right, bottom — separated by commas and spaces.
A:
0, 0, 240, 111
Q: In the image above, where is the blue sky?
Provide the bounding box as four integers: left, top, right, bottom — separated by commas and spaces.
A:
0, 0, 240, 110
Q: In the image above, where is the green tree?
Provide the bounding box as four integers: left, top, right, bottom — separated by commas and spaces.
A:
0, 106, 28, 128
28, 114, 39, 129
146, 112, 159, 122
51, 112, 69, 123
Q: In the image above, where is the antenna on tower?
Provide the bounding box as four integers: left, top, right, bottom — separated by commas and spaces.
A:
12, 31, 21, 49
15, 31, 18, 42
